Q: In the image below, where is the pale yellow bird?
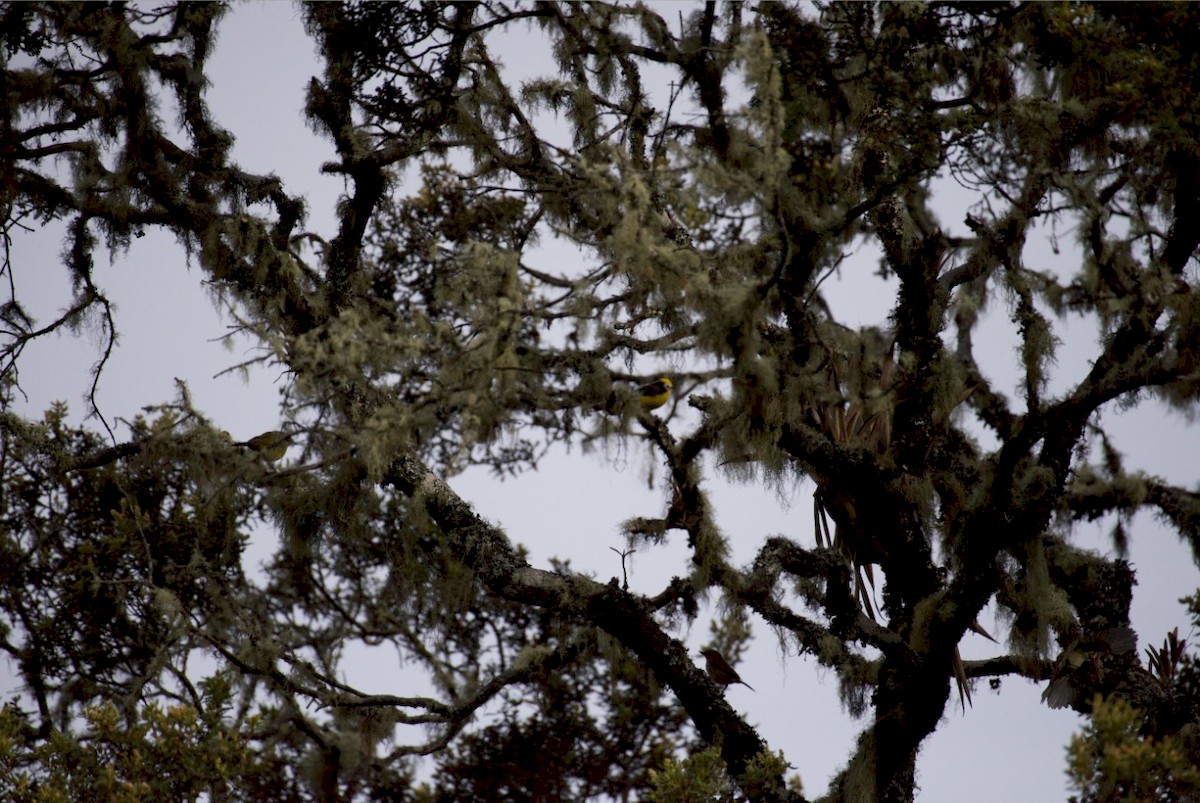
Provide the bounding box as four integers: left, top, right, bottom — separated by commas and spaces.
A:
236, 430, 292, 461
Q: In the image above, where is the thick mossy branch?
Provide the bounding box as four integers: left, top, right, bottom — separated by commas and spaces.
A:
383, 452, 795, 799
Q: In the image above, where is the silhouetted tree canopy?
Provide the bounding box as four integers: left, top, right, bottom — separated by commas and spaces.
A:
2, 3, 1199, 801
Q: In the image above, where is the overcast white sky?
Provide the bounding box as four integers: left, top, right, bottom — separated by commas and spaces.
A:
8, 3, 1199, 800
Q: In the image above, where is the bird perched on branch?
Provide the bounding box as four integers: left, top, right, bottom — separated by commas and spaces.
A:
699, 648, 754, 691
638, 377, 673, 410
1042, 625, 1138, 710
236, 429, 293, 462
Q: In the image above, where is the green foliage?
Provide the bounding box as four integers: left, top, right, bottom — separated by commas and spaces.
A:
647, 744, 800, 803
648, 747, 736, 803
0, 694, 274, 803
1066, 695, 1200, 803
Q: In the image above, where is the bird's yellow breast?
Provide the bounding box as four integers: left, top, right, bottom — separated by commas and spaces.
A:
638, 377, 672, 410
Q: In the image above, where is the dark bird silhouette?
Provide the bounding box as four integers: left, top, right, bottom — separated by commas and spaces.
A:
699, 648, 754, 691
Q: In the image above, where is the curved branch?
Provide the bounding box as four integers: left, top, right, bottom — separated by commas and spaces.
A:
383, 451, 796, 799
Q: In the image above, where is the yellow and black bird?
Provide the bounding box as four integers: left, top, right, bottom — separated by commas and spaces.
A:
699, 648, 755, 691
236, 429, 293, 462
638, 377, 673, 411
